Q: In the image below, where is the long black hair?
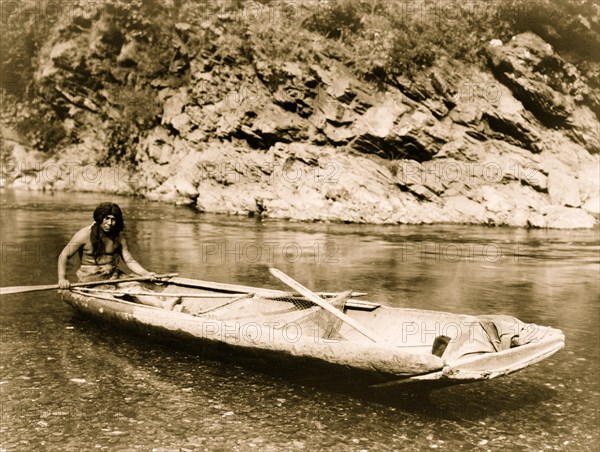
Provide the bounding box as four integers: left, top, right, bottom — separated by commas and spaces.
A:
90, 202, 124, 262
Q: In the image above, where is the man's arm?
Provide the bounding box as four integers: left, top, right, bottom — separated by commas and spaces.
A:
120, 236, 154, 277
57, 228, 87, 288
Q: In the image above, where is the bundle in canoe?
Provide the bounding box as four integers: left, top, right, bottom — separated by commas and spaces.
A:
59, 271, 565, 388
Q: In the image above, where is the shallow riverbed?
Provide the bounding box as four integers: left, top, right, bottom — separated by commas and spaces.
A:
1, 191, 598, 451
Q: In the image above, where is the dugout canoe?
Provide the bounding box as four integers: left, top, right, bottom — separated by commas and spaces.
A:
60, 275, 565, 388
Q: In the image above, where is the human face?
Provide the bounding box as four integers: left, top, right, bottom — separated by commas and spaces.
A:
100, 215, 117, 233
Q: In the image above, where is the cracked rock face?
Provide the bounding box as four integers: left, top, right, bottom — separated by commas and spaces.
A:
4, 3, 599, 229
486, 32, 600, 154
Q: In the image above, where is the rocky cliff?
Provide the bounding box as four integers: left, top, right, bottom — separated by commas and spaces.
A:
1, 0, 598, 228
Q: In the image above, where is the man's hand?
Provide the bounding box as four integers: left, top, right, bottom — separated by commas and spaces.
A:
58, 279, 71, 289
142, 272, 158, 280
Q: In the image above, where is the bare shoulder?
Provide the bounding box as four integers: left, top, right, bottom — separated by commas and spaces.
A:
59, 225, 90, 257
70, 226, 92, 243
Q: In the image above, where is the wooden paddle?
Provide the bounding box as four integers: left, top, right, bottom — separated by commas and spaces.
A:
0, 273, 179, 296
268, 267, 383, 343
168, 276, 367, 299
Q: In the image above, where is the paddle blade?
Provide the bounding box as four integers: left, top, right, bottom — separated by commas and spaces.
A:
0, 284, 59, 295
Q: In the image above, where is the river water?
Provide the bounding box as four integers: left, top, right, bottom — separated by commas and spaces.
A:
0, 190, 598, 451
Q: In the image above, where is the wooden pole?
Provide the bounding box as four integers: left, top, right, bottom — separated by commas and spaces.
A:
0, 273, 179, 296
268, 268, 383, 343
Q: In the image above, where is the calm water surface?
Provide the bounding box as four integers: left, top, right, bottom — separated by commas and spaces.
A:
1, 191, 598, 451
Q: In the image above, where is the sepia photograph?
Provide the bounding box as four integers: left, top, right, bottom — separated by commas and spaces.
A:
1, 0, 598, 450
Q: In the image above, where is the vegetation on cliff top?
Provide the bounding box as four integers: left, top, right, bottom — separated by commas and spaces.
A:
1, 0, 598, 158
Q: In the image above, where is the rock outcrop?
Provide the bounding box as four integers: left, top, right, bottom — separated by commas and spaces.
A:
1, 2, 598, 229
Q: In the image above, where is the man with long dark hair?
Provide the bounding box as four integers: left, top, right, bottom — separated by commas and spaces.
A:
57, 202, 176, 309
57, 202, 153, 284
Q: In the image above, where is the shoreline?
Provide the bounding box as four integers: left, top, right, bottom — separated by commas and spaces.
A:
2, 153, 597, 230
